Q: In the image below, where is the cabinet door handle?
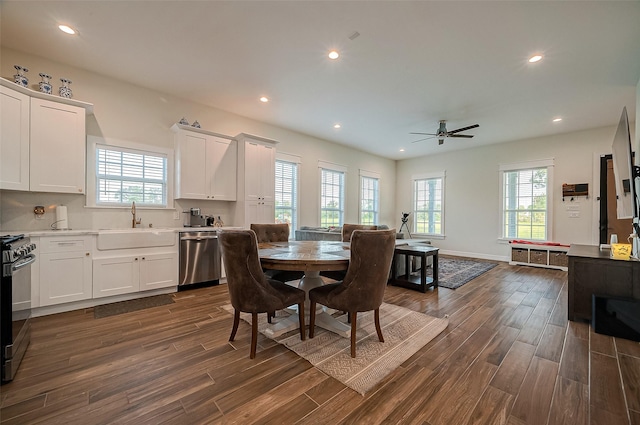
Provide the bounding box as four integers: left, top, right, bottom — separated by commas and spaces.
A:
142, 257, 146, 260
134, 258, 138, 261
56, 242, 77, 246
85, 252, 90, 256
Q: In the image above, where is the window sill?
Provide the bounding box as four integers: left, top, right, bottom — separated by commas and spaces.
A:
412, 233, 445, 240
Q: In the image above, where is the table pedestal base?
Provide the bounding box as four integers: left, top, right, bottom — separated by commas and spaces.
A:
263, 271, 350, 339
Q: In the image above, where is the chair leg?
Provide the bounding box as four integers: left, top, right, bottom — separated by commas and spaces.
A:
267, 311, 273, 324
250, 313, 258, 359
229, 309, 240, 341
347, 312, 351, 323
350, 312, 357, 358
298, 302, 306, 340
309, 301, 317, 338
374, 308, 384, 343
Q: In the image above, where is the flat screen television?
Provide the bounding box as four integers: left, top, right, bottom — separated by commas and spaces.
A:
610, 107, 640, 258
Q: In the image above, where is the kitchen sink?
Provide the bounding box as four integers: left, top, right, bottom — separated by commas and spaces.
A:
96, 228, 177, 250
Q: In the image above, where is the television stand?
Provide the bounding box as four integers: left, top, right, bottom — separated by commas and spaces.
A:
567, 244, 640, 321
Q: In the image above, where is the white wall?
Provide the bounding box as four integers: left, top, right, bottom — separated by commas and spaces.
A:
0, 48, 396, 232
395, 125, 635, 261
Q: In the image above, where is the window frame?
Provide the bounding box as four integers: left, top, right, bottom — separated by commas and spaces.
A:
499, 158, 555, 242
318, 160, 346, 228
412, 171, 446, 238
275, 153, 301, 238
359, 170, 380, 225
86, 135, 174, 209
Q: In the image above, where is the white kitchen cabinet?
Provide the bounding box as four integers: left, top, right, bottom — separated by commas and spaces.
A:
245, 200, 276, 225
38, 236, 93, 307
234, 133, 278, 227
93, 251, 177, 298
172, 124, 237, 201
0, 78, 92, 194
244, 141, 275, 202
139, 252, 179, 291
0, 85, 30, 191
30, 98, 86, 194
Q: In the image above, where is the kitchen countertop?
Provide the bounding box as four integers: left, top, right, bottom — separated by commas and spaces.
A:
3, 226, 243, 237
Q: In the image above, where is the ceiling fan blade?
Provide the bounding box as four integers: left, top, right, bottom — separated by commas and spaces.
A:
411, 136, 436, 143
447, 124, 479, 134
409, 132, 438, 136
448, 134, 474, 138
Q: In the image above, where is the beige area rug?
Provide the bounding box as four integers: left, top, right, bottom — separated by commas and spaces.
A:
223, 303, 448, 394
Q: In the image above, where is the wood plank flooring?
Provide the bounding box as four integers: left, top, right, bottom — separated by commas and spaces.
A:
1, 262, 639, 424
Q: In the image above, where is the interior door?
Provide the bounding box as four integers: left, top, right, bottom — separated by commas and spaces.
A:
603, 157, 632, 243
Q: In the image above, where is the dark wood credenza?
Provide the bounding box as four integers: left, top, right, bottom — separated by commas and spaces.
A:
567, 244, 640, 321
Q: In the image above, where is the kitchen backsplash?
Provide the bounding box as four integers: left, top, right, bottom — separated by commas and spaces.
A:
0, 190, 235, 232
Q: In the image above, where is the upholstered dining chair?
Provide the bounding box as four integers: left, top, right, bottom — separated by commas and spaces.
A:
321, 223, 379, 282
341, 223, 378, 242
219, 229, 306, 359
309, 229, 396, 358
250, 223, 305, 284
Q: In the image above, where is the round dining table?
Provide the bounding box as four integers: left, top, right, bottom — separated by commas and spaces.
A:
257, 240, 351, 338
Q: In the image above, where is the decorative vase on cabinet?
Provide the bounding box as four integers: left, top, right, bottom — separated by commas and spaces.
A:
13, 65, 29, 87
59, 78, 73, 98
39, 73, 53, 94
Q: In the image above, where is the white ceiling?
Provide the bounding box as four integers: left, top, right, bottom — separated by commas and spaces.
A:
2, 1, 640, 160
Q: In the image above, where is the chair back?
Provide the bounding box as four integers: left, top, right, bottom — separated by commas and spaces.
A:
338, 229, 396, 311
219, 229, 287, 313
342, 223, 378, 242
250, 223, 290, 243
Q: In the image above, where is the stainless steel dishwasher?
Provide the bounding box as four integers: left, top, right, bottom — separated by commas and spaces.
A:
179, 231, 221, 290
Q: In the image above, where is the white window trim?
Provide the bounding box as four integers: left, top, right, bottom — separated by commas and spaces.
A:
86, 135, 174, 209
498, 158, 554, 242
359, 169, 380, 225
412, 170, 446, 238
318, 161, 346, 226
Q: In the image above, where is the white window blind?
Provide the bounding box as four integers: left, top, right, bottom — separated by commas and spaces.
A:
502, 167, 549, 240
320, 168, 344, 227
360, 175, 379, 225
275, 159, 298, 236
413, 175, 444, 235
96, 145, 167, 207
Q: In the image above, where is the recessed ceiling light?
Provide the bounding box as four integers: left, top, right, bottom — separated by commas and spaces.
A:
259, 96, 269, 103
328, 51, 339, 60
553, 117, 562, 122
58, 25, 76, 35
528, 54, 543, 63
333, 123, 341, 129
399, 148, 405, 152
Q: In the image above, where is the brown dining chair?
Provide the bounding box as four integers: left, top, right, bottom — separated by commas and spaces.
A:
309, 229, 396, 358
219, 229, 306, 359
321, 223, 379, 282
341, 223, 378, 242
250, 223, 305, 285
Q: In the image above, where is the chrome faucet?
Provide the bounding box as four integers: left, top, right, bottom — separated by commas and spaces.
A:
131, 201, 141, 228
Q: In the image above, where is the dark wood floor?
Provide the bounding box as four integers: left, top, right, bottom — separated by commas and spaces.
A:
1, 262, 639, 424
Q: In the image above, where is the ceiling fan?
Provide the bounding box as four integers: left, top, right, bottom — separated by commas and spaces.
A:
411, 120, 479, 145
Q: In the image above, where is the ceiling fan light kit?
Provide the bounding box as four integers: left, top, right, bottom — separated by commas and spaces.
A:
410, 120, 479, 145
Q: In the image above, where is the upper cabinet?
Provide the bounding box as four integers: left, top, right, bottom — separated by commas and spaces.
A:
0, 85, 30, 191
30, 98, 86, 194
234, 133, 278, 226
172, 124, 237, 201
0, 78, 93, 193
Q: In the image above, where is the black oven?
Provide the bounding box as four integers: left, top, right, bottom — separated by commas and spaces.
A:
1, 234, 36, 383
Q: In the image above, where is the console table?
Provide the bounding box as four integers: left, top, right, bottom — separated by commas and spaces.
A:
567, 244, 640, 321
389, 245, 439, 293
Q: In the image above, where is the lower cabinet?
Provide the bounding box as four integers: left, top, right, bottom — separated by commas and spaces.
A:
38, 236, 93, 307
93, 252, 178, 298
